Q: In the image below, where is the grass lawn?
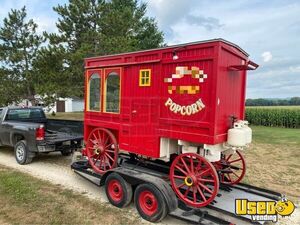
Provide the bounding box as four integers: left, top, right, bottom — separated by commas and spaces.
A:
243, 126, 300, 202
251, 125, 300, 145
0, 166, 139, 225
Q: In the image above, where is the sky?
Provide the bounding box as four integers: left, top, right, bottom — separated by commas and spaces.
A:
0, 0, 299, 99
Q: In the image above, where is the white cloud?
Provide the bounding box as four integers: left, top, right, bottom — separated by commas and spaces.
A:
289, 65, 300, 73
33, 16, 57, 34
261, 51, 273, 62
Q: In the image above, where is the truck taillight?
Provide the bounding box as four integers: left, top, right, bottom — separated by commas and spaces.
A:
36, 126, 45, 141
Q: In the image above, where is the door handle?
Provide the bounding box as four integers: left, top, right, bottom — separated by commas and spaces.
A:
132, 110, 137, 114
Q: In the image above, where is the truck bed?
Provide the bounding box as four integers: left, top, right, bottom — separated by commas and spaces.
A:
45, 119, 83, 144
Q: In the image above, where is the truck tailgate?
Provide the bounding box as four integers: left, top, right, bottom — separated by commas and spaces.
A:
45, 130, 83, 144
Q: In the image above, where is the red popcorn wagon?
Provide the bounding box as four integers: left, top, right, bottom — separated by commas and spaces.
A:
83, 39, 258, 210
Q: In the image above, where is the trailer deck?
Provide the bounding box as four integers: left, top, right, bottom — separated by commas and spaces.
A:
71, 155, 281, 225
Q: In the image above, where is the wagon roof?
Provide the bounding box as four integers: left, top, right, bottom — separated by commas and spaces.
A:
85, 38, 249, 60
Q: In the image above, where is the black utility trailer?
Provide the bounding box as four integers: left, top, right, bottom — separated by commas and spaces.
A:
71, 154, 281, 224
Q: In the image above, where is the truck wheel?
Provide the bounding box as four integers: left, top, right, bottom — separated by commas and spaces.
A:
134, 183, 168, 223
105, 173, 132, 208
14, 140, 33, 165
61, 150, 72, 156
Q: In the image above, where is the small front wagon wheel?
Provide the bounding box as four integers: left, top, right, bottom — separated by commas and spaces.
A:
134, 183, 168, 223
105, 173, 132, 208
86, 128, 119, 174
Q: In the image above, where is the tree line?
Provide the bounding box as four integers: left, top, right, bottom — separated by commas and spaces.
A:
0, 0, 164, 106
246, 97, 300, 106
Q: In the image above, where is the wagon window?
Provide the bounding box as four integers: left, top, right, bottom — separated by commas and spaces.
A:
139, 69, 151, 86
89, 73, 101, 111
105, 72, 120, 113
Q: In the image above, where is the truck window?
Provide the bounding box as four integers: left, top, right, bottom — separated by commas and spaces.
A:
6, 108, 44, 121
0, 109, 3, 120
89, 73, 101, 111
105, 72, 120, 113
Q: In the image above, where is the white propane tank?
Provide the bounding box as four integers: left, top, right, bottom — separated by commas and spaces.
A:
241, 120, 252, 144
227, 122, 246, 147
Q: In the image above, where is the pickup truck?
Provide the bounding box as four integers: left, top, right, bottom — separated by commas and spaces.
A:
0, 107, 83, 165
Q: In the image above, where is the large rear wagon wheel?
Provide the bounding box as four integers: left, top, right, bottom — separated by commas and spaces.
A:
86, 128, 118, 174
213, 150, 246, 185
170, 153, 219, 208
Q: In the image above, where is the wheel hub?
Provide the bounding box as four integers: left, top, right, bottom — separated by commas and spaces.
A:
16, 146, 25, 161
146, 198, 153, 207
184, 176, 195, 186
114, 186, 120, 193
108, 179, 123, 201
94, 145, 104, 155
140, 192, 158, 213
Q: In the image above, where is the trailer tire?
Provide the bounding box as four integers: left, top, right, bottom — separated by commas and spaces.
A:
14, 140, 33, 165
105, 173, 133, 208
134, 183, 168, 223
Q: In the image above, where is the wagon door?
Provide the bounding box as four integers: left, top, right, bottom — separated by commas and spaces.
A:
121, 65, 160, 158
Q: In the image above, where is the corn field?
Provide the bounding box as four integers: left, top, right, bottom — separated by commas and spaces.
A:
245, 106, 300, 128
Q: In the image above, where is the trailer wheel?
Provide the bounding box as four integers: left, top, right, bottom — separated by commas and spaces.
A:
86, 128, 119, 174
213, 150, 246, 185
134, 183, 168, 223
170, 153, 219, 208
14, 140, 33, 165
105, 173, 133, 208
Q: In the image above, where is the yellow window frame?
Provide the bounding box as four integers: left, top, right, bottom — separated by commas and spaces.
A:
103, 68, 121, 114
86, 70, 102, 112
139, 69, 151, 87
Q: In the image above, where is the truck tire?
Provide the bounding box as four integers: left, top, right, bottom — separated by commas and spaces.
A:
61, 150, 72, 156
105, 172, 133, 208
14, 140, 33, 165
134, 183, 168, 223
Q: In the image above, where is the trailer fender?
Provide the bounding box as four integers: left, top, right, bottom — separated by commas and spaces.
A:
101, 167, 178, 213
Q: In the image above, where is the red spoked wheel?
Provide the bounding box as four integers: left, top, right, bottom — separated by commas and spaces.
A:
170, 153, 219, 208
86, 128, 118, 174
213, 150, 246, 185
